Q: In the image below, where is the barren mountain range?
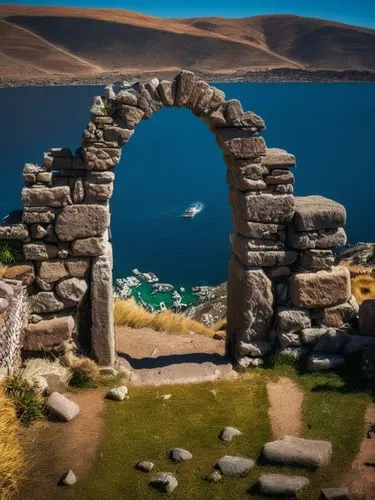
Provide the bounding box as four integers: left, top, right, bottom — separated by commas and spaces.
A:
1, 5, 375, 85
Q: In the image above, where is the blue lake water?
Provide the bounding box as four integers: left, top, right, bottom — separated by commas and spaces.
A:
0, 83, 374, 288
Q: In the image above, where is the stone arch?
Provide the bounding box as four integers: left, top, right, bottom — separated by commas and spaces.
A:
14, 70, 352, 370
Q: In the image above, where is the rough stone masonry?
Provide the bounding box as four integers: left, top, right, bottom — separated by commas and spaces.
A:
0, 70, 365, 369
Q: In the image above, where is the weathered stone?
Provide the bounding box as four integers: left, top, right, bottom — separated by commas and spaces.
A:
84, 182, 113, 202
299, 249, 335, 271
90, 95, 106, 115
301, 328, 332, 345
46, 392, 79, 422
0, 298, 9, 313
0, 281, 14, 299
194, 87, 214, 114
359, 299, 375, 337
116, 90, 138, 106
23, 316, 75, 351
321, 299, 359, 328
22, 207, 55, 224
232, 213, 284, 239
293, 196, 346, 231
55, 278, 88, 305
103, 127, 133, 146
277, 307, 311, 333
277, 346, 309, 360
71, 236, 107, 256
22, 186, 72, 208
313, 330, 347, 353
232, 232, 284, 252
169, 448, 193, 462
118, 105, 144, 129
262, 436, 332, 468
0, 223, 29, 240
307, 354, 345, 371
86, 171, 115, 183
61, 469, 77, 486
321, 487, 349, 500
188, 80, 210, 109
279, 332, 301, 348
37, 171, 52, 185
106, 386, 128, 401
207, 470, 222, 483
23, 243, 58, 260
230, 190, 294, 223
288, 226, 347, 250
202, 87, 225, 115
257, 474, 309, 497
219, 426, 241, 442
227, 168, 267, 191
217, 129, 266, 159
72, 178, 84, 203
28, 292, 65, 314
150, 473, 178, 493
36, 277, 54, 291
157, 80, 175, 106
265, 170, 294, 185
39, 260, 67, 282
175, 71, 196, 107
215, 456, 254, 477
30, 224, 47, 240
261, 148, 296, 168
289, 267, 351, 309
91, 245, 115, 366
224, 99, 243, 126
232, 247, 297, 268
237, 356, 264, 369
65, 258, 90, 278
227, 255, 273, 345
1, 264, 35, 285
136, 461, 154, 472
238, 340, 272, 357
84, 146, 121, 170
55, 205, 109, 241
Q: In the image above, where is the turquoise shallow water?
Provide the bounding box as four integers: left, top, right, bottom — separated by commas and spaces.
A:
0, 83, 374, 291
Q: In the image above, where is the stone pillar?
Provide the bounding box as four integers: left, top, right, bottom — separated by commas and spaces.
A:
91, 242, 115, 366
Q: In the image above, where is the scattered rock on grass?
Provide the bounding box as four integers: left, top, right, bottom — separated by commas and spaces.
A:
136, 461, 154, 472
106, 386, 128, 401
150, 472, 178, 493
99, 366, 118, 376
262, 435, 332, 468
320, 487, 349, 500
216, 455, 255, 477
207, 470, 222, 483
220, 426, 241, 442
169, 448, 193, 462
46, 392, 80, 422
61, 469, 77, 486
257, 474, 309, 496
306, 354, 345, 372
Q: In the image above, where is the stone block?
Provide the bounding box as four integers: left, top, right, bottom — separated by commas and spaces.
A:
307, 354, 345, 371
103, 126, 133, 146
227, 254, 273, 347
301, 327, 332, 345
289, 267, 351, 309
299, 249, 335, 270
230, 190, 294, 223
224, 99, 243, 125
264, 170, 294, 185
91, 245, 115, 366
46, 392, 79, 422
215, 456, 254, 477
55, 278, 88, 305
65, 258, 90, 278
320, 298, 359, 328
22, 186, 72, 208
187, 80, 210, 109
293, 196, 346, 231
175, 70, 196, 107
23, 243, 58, 260
84, 182, 113, 202
288, 225, 347, 249
216, 130, 266, 159
232, 213, 284, 239
157, 80, 175, 106
257, 474, 309, 497
38, 260, 67, 282
277, 307, 311, 333
118, 105, 144, 129
71, 236, 107, 256
28, 292, 65, 314
55, 205, 109, 241
22, 207, 55, 224
0, 264, 35, 286
116, 90, 138, 106
261, 148, 296, 168
238, 340, 272, 357
233, 248, 297, 267
279, 332, 301, 348
227, 169, 267, 191
262, 435, 332, 468
0, 223, 29, 240
359, 299, 375, 336
23, 316, 74, 351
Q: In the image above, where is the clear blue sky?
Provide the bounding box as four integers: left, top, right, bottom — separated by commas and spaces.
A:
1, 0, 375, 29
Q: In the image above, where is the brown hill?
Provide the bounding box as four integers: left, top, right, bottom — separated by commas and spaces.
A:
0, 5, 374, 84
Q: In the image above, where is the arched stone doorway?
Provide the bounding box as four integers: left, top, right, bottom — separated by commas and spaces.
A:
16, 71, 352, 369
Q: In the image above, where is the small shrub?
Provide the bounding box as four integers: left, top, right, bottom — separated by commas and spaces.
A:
0, 388, 25, 498
0, 242, 21, 266
3, 374, 45, 425
69, 357, 100, 389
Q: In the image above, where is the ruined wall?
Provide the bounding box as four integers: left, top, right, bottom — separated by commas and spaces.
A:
0, 70, 363, 370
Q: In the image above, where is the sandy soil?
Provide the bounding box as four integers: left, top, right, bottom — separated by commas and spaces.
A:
266, 377, 304, 439
17, 389, 105, 500
342, 402, 375, 498
116, 325, 237, 386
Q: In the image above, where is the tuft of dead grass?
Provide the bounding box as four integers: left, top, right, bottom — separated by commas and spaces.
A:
0, 387, 25, 499
68, 356, 100, 389
114, 298, 216, 337
351, 274, 375, 305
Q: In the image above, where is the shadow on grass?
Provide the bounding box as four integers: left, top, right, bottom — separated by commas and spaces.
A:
117, 351, 231, 369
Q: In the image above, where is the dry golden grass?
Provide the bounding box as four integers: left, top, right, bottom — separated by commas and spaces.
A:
351, 274, 375, 305
114, 298, 216, 337
0, 388, 25, 499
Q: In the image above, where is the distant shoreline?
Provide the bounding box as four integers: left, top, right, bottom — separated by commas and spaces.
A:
1, 68, 375, 88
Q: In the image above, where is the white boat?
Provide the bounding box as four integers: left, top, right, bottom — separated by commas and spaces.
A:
181, 201, 204, 219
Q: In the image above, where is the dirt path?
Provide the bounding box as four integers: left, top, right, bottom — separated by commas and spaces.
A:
341, 402, 375, 498
116, 326, 237, 386
18, 388, 105, 500
266, 377, 304, 439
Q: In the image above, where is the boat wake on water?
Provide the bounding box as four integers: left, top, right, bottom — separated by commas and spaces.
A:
180, 201, 204, 219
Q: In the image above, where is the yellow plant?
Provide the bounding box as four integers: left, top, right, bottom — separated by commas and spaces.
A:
0, 387, 25, 499
114, 298, 217, 337
351, 274, 375, 305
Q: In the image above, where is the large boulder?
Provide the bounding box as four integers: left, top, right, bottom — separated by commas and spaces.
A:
257, 474, 309, 496
23, 316, 74, 351
55, 205, 109, 241
292, 196, 346, 231
359, 299, 375, 337
289, 267, 351, 309
262, 435, 332, 468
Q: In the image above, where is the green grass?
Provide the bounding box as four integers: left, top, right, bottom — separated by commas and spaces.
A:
3, 374, 45, 426
67, 366, 371, 500
0, 242, 21, 266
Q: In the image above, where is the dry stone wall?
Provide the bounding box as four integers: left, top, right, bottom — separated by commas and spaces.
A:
0, 70, 364, 370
